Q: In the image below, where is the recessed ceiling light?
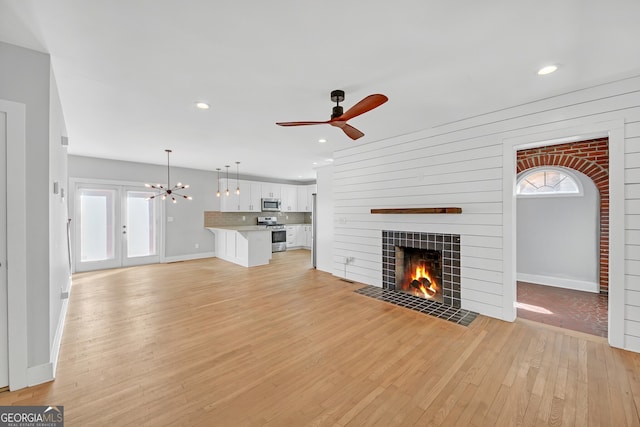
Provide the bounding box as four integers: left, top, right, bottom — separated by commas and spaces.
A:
318, 138, 327, 143
537, 65, 558, 76
312, 162, 318, 165
195, 102, 210, 109
326, 158, 334, 162
298, 175, 303, 178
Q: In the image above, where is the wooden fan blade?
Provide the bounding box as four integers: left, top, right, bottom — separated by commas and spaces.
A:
335, 123, 365, 140
276, 121, 329, 127
335, 94, 388, 122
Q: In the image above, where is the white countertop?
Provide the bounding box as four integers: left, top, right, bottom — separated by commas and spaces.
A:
206, 226, 269, 232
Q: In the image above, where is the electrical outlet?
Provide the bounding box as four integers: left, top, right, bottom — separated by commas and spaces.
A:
242, 216, 246, 221
286, 215, 289, 220
195, 243, 199, 249
167, 216, 174, 222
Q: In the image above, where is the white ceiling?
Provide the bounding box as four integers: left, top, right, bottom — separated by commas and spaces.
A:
1, 1, 640, 181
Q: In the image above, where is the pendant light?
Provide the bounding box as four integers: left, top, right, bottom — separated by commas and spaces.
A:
235, 161, 240, 195
146, 149, 192, 203
225, 165, 230, 196
216, 168, 221, 198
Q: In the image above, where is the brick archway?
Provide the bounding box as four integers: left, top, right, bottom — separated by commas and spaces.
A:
516, 137, 609, 293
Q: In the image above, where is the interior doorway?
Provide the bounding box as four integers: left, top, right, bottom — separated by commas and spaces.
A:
74, 183, 161, 272
514, 139, 609, 337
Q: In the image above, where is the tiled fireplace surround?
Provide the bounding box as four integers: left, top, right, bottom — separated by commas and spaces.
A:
355, 230, 476, 325
382, 230, 462, 307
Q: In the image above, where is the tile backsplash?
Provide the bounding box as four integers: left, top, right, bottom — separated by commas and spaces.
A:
204, 211, 311, 227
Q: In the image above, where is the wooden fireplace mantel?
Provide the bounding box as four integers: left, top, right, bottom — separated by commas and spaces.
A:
370, 207, 462, 214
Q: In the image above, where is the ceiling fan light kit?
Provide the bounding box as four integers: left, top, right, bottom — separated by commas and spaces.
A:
330, 89, 345, 119
146, 149, 192, 203
276, 89, 388, 140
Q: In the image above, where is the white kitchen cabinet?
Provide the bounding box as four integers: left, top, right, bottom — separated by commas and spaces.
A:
216, 180, 315, 212
237, 181, 251, 211
261, 183, 281, 199
303, 225, 312, 249
296, 186, 308, 212
284, 224, 312, 249
296, 184, 316, 212
219, 179, 240, 211
307, 184, 316, 210
280, 185, 297, 212
225, 229, 236, 255
286, 225, 297, 248
294, 225, 306, 247
221, 180, 262, 212
239, 181, 262, 212
208, 227, 271, 267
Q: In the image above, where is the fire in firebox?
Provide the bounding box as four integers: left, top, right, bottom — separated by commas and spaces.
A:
395, 247, 443, 303
408, 264, 438, 298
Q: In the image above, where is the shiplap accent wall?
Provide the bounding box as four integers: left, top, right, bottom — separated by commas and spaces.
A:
325, 75, 640, 352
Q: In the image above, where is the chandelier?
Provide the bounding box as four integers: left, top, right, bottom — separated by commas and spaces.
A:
146, 149, 192, 203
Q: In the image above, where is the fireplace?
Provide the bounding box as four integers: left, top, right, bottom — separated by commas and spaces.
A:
395, 247, 442, 302
383, 231, 461, 308
356, 230, 473, 325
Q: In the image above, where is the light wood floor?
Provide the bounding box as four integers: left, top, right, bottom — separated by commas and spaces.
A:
1, 249, 639, 426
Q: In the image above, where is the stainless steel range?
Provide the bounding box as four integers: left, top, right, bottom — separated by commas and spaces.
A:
257, 216, 286, 252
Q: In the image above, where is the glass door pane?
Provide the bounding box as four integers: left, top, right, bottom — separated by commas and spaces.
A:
125, 191, 157, 258
76, 187, 121, 271
122, 189, 160, 266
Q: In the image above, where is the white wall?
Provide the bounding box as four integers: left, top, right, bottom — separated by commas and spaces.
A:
516, 170, 599, 292
0, 42, 51, 369
315, 165, 334, 273
48, 69, 71, 364
68, 155, 218, 260
317, 74, 640, 352
0, 41, 69, 384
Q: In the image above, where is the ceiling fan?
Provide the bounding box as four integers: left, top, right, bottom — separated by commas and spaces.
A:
276, 90, 388, 140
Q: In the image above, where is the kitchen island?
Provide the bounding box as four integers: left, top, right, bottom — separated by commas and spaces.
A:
206, 226, 272, 267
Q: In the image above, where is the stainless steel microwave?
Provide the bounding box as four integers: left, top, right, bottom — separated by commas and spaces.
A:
261, 198, 281, 212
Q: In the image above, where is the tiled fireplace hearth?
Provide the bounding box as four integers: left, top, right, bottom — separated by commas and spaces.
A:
355, 230, 477, 326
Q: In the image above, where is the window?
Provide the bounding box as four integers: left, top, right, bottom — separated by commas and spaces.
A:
516, 167, 582, 196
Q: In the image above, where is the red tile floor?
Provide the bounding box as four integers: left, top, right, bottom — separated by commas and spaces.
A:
516, 281, 608, 337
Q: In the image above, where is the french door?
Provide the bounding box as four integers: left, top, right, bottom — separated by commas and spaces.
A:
74, 184, 161, 272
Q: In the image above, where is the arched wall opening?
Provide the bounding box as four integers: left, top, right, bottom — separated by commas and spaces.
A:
516, 137, 609, 293
516, 167, 600, 292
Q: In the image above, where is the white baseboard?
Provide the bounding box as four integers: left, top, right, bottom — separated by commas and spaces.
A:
163, 252, 216, 263
517, 273, 599, 293
27, 362, 53, 387
216, 253, 249, 267
51, 295, 70, 378
285, 246, 311, 251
